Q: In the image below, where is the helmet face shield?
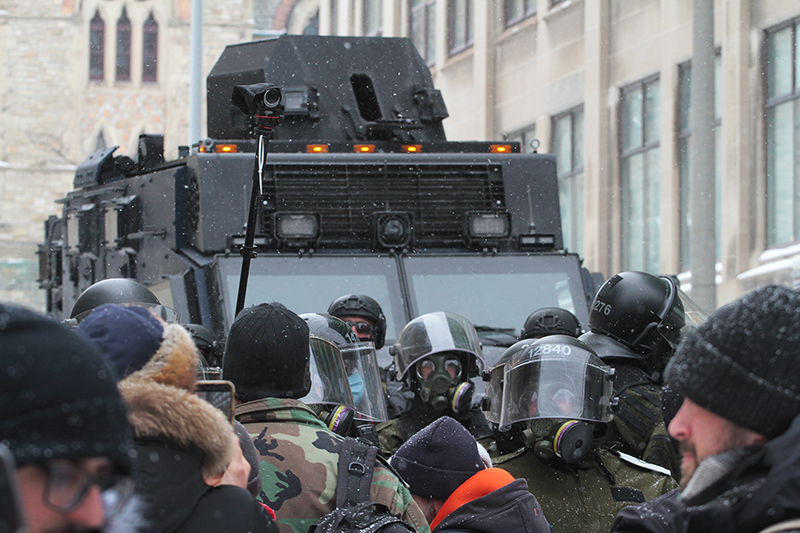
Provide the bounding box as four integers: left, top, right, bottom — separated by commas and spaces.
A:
340, 342, 389, 422
499, 342, 613, 429
393, 312, 484, 381
300, 336, 355, 408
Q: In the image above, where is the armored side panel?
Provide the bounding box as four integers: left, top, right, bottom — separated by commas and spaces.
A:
207, 35, 448, 142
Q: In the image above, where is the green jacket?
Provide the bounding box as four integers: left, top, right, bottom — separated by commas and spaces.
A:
236, 398, 430, 533
485, 441, 677, 533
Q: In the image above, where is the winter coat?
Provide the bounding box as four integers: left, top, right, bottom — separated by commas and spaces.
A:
235, 397, 431, 533
611, 413, 800, 533
431, 468, 550, 533
486, 441, 677, 533
117, 319, 278, 533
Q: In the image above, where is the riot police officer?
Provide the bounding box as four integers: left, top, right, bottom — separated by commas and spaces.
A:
578, 271, 707, 479
521, 307, 582, 339
300, 313, 389, 440
376, 311, 490, 454
481, 335, 677, 533
328, 294, 387, 349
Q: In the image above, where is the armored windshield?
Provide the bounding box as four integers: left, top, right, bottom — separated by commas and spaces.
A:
404, 254, 590, 339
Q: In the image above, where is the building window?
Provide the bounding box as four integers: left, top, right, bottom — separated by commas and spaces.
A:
89, 11, 105, 81
142, 13, 158, 83
449, 0, 473, 56
116, 7, 131, 82
554, 107, 584, 256
620, 76, 660, 273
505, 0, 536, 27
411, 0, 436, 65
678, 56, 721, 271
364, 0, 382, 36
505, 124, 537, 153
766, 19, 800, 247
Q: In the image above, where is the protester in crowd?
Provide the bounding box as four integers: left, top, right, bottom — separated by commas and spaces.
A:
611, 284, 800, 533
78, 303, 278, 533
0, 302, 142, 533
389, 416, 550, 532
223, 302, 430, 533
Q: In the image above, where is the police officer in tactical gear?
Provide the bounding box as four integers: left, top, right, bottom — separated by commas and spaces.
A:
299, 313, 389, 440
578, 271, 707, 480
521, 307, 582, 339
376, 312, 491, 454
70, 278, 180, 324
481, 335, 677, 533
328, 294, 387, 349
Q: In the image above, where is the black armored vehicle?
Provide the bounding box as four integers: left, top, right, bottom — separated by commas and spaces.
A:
39, 35, 601, 364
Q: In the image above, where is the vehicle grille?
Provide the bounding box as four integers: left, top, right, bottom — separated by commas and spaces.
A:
262, 163, 506, 248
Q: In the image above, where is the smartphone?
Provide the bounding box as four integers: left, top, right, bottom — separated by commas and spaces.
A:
195, 380, 236, 424
0, 444, 25, 533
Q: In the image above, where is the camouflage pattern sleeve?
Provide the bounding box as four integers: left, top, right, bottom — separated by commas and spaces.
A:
376, 418, 406, 455
370, 464, 431, 533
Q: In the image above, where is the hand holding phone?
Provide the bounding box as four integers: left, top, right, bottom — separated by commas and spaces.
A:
195, 380, 236, 424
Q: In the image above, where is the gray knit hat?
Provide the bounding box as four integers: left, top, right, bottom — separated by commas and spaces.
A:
664, 285, 800, 438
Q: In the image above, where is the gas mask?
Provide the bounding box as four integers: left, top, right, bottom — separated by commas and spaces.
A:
414, 354, 474, 415
521, 418, 594, 463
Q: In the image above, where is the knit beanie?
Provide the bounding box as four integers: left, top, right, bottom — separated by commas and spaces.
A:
0, 303, 133, 473
78, 304, 165, 380
389, 416, 485, 500
223, 302, 310, 401
665, 285, 800, 439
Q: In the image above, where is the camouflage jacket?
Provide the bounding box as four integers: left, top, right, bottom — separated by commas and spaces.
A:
235, 398, 430, 533
483, 439, 677, 533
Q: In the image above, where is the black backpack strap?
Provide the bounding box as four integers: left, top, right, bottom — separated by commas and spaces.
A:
336, 437, 379, 508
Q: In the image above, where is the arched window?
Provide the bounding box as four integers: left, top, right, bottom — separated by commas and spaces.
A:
89, 10, 105, 81
142, 12, 158, 82
116, 7, 131, 82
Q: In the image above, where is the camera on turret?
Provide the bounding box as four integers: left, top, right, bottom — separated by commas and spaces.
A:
231, 82, 284, 137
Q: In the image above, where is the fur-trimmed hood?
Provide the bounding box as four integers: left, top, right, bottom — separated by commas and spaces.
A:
128, 321, 199, 392
119, 377, 233, 477
117, 313, 233, 477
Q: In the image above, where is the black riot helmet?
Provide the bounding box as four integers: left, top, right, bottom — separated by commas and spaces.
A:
327, 294, 387, 349
522, 308, 582, 339
587, 272, 687, 359
184, 323, 223, 370
70, 278, 180, 324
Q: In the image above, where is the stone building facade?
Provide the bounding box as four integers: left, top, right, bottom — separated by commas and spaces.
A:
320, 0, 800, 308
0, 0, 293, 309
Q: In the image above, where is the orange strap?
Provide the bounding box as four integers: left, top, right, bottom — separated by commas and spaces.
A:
430, 468, 515, 530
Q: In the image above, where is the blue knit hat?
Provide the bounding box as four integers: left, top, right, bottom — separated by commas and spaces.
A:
78, 303, 165, 381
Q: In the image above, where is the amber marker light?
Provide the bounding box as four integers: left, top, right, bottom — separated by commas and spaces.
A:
402, 144, 423, 153
306, 144, 329, 153
354, 144, 376, 153
489, 144, 512, 153
214, 144, 238, 153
